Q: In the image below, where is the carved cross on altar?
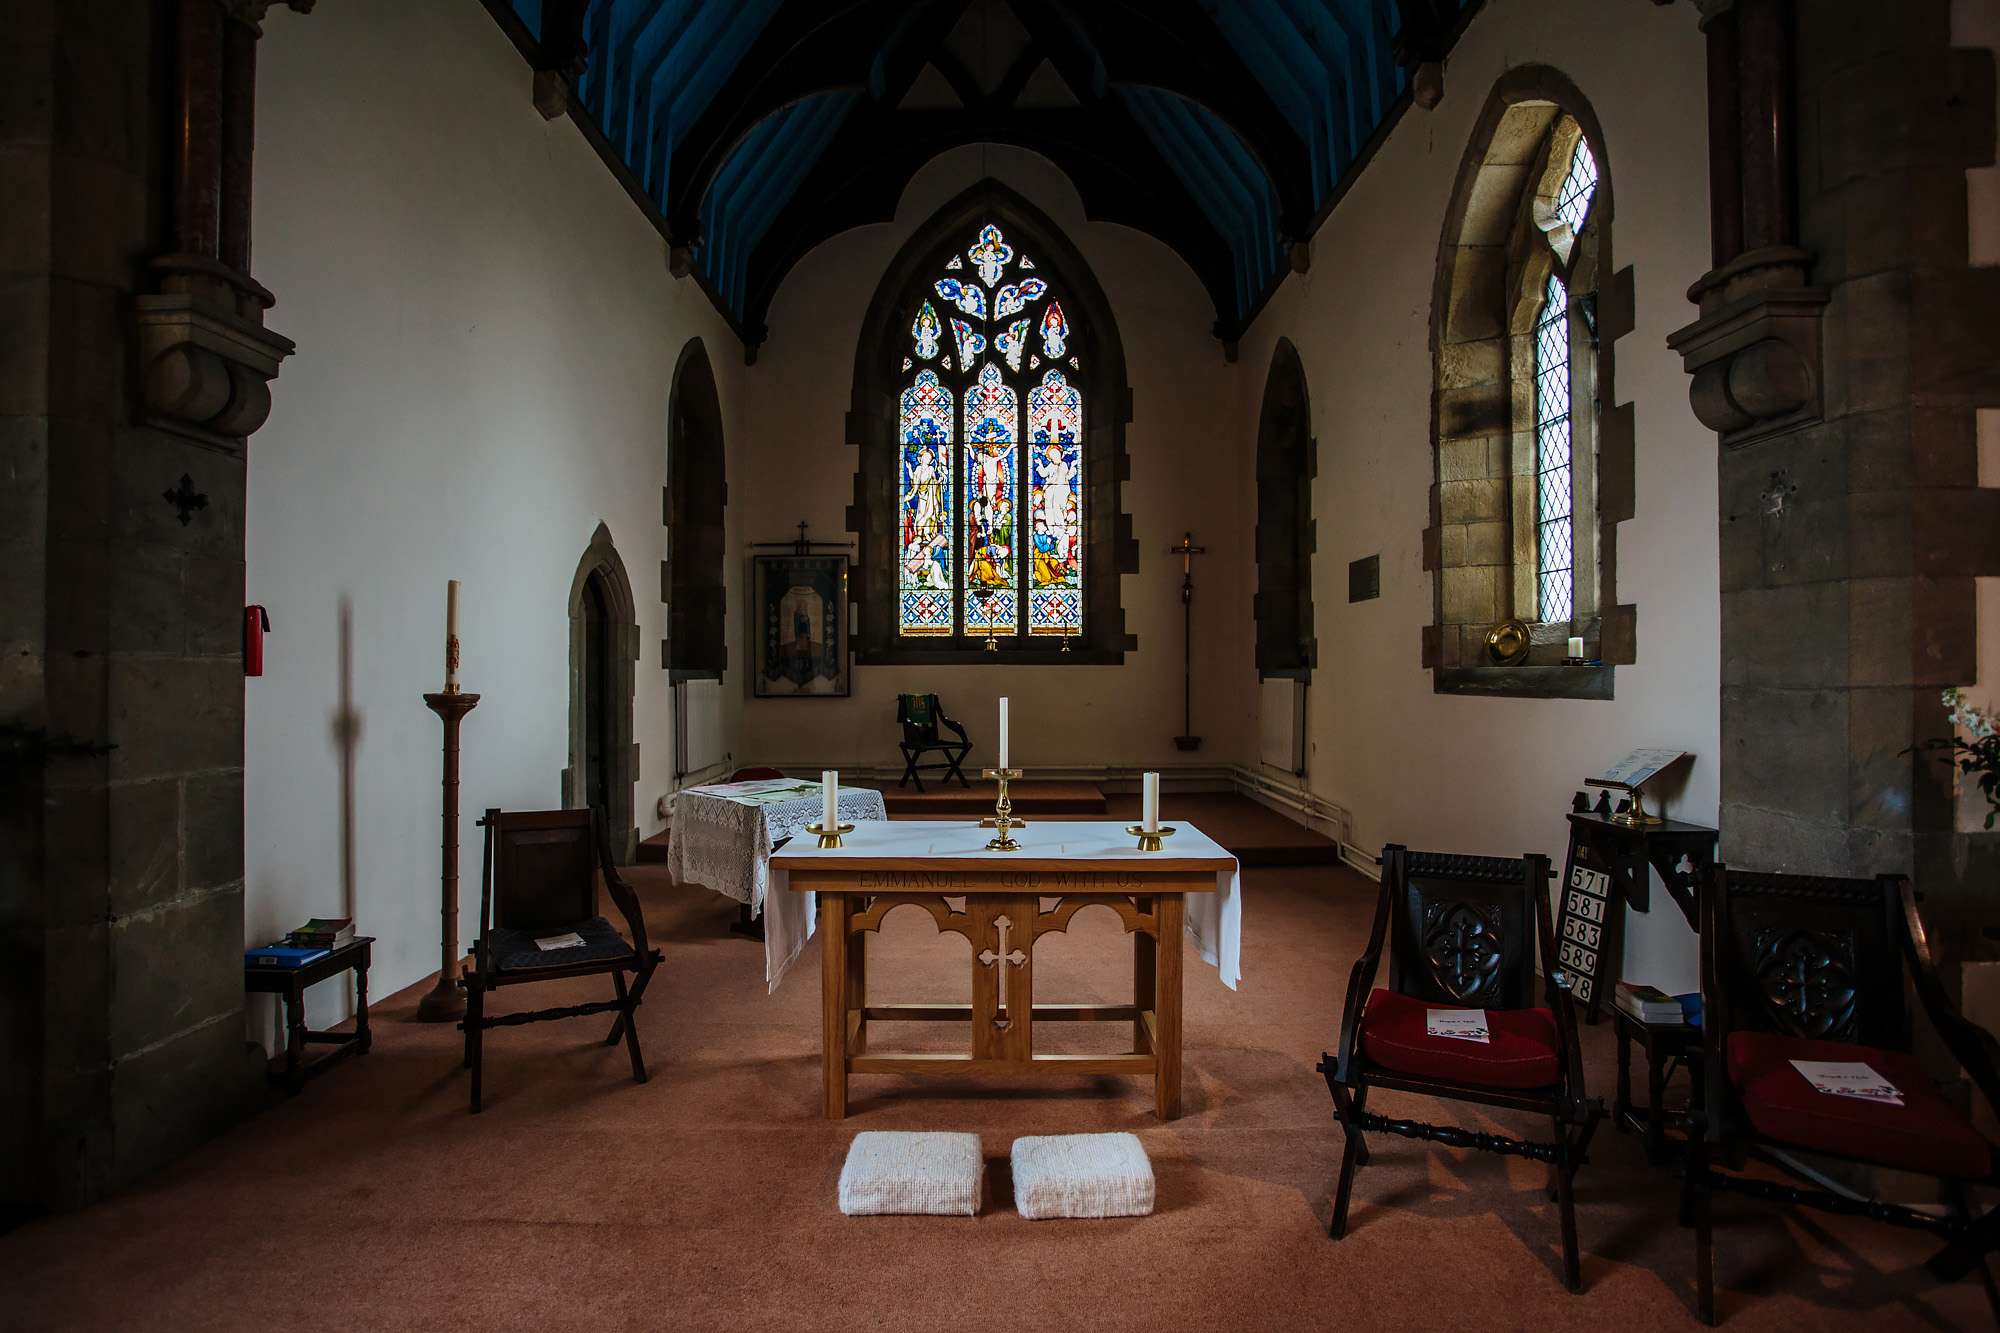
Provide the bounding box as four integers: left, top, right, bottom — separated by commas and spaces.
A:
978, 914, 1027, 1029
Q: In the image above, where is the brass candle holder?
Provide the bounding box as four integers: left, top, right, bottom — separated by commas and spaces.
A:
1126, 823, 1177, 853
981, 767, 1024, 851
806, 821, 854, 849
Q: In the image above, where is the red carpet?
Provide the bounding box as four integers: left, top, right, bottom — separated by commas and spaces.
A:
2, 857, 1987, 1330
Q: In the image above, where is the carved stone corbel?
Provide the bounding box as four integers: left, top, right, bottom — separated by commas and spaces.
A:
1667, 0, 1824, 448
135, 253, 296, 447
137, 0, 302, 451
1666, 246, 1827, 447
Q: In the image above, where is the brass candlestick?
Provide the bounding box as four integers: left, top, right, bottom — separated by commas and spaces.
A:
417, 688, 479, 1022
981, 767, 1024, 851
806, 821, 853, 849
1126, 823, 1177, 853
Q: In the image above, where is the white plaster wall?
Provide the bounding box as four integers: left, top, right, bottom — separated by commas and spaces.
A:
246, 0, 745, 1039
1236, 0, 1718, 991
732, 145, 1254, 772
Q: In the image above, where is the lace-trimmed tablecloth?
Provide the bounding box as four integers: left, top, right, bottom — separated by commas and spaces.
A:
667, 781, 889, 990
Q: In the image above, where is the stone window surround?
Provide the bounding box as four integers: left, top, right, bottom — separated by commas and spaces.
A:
1424, 66, 1639, 701
846, 179, 1138, 666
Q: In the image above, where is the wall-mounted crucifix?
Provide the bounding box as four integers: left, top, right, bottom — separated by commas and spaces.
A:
1169, 531, 1206, 751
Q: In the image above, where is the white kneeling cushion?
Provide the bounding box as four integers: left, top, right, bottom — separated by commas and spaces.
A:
838, 1131, 983, 1217
1010, 1133, 1156, 1220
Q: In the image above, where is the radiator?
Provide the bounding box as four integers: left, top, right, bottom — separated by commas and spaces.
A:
1258, 677, 1306, 777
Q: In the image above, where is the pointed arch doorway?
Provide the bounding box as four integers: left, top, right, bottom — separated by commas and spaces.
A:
565, 523, 639, 862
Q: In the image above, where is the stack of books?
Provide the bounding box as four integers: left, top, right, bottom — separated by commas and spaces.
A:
288, 916, 355, 950
246, 943, 330, 968
1616, 981, 1697, 1026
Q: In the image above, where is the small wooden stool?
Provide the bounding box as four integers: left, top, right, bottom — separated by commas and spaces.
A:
1611, 1004, 1703, 1164
244, 936, 375, 1094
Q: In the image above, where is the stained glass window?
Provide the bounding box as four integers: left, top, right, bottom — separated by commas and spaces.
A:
1533, 273, 1574, 624
893, 223, 1085, 640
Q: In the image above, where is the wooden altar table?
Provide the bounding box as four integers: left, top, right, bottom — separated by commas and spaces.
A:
771, 820, 1240, 1121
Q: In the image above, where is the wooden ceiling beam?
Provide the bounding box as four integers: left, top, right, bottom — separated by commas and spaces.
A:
665, 0, 971, 240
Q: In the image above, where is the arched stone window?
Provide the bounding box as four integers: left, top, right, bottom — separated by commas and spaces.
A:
1425, 68, 1635, 698
666, 338, 726, 680
1255, 338, 1315, 679
848, 181, 1135, 664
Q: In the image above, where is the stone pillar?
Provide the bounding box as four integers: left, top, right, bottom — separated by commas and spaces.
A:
1670, 0, 2000, 979
1, 0, 302, 1221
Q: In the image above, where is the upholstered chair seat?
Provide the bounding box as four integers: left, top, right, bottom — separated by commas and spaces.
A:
1725, 1032, 1994, 1179
1357, 988, 1560, 1090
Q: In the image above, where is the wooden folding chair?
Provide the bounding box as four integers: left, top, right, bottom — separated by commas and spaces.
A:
1687, 867, 2000, 1323
460, 807, 663, 1113
1318, 844, 1603, 1291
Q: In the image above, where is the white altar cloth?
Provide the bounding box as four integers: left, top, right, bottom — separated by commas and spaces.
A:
767, 819, 1242, 994
667, 780, 889, 987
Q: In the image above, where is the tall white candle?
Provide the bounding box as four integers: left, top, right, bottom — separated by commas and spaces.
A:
998, 696, 1010, 770
446, 579, 461, 689
822, 770, 838, 830
1143, 771, 1160, 833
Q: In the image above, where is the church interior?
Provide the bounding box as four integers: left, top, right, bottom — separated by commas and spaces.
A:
8, 0, 2000, 1327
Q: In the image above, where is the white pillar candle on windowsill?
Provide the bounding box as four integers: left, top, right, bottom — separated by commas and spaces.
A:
822, 770, 838, 830
1142, 771, 1160, 833
1566, 635, 1584, 660
998, 696, 1010, 770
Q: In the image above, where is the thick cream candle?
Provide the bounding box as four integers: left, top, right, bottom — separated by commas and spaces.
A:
1142, 771, 1160, 833
822, 770, 838, 830
1567, 635, 1584, 659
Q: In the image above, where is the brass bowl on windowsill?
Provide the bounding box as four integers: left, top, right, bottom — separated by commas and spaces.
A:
1484, 618, 1532, 666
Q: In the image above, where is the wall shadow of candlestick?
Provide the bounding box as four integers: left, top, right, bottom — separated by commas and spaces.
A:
332, 596, 362, 924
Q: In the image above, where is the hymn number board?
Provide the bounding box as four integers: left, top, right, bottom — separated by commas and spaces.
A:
1554, 828, 1624, 1020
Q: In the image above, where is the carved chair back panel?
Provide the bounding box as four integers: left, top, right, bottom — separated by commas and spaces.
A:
492, 810, 600, 933
1389, 851, 1536, 1010
898, 692, 942, 746
1716, 871, 1906, 1048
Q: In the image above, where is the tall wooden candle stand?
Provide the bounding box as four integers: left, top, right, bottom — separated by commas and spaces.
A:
416, 689, 479, 1022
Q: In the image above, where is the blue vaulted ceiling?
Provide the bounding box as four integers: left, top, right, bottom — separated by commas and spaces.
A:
493, 0, 1473, 348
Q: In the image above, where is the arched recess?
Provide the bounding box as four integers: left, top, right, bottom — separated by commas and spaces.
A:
845, 177, 1138, 665
1423, 65, 1636, 700
667, 338, 727, 680
1255, 338, 1315, 680
565, 522, 640, 863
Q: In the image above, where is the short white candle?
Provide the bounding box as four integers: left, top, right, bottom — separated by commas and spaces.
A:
822, 770, 838, 831
1142, 772, 1160, 833
998, 696, 1010, 770
1567, 635, 1585, 659
446, 579, 461, 688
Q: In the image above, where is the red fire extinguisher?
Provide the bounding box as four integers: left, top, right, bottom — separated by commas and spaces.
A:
244, 605, 271, 676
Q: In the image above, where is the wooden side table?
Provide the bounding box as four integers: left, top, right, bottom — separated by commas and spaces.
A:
1612, 1004, 1703, 1164
245, 936, 375, 1094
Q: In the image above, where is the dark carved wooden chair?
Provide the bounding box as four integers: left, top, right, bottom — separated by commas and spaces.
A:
1318, 845, 1602, 1291
460, 807, 663, 1113
1687, 867, 2000, 1324
895, 692, 971, 791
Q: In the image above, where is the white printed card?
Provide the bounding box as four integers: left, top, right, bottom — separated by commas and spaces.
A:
534, 931, 586, 951
1788, 1059, 1903, 1106
1426, 1009, 1491, 1044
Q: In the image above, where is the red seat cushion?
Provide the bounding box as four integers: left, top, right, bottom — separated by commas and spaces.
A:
1357, 989, 1561, 1090
1726, 1032, 1995, 1179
